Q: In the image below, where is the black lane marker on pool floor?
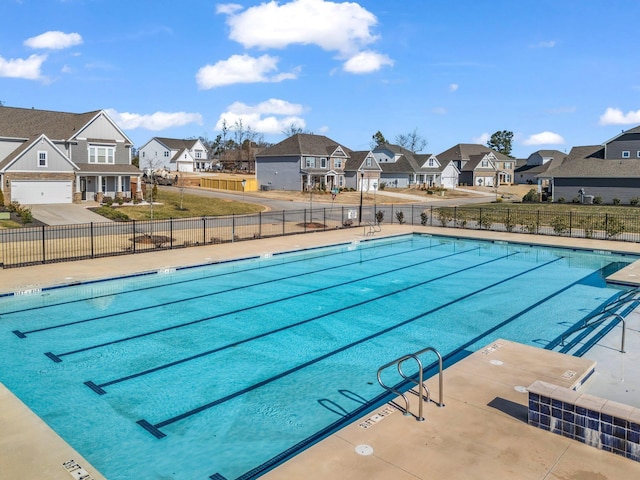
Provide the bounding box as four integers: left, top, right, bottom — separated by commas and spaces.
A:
51, 245, 480, 363
84, 248, 487, 390
136, 255, 562, 439
17, 238, 429, 339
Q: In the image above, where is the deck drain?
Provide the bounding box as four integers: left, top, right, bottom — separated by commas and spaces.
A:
514, 386, 527, 393
490, 359, 503, 366
355, 444, 373, 456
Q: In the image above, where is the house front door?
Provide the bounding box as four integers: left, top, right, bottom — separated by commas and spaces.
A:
80, 177, 87, 200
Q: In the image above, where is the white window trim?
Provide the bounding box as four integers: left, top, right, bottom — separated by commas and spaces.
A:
88, 145, 115, 164
622, 150, 630, 158
37, 150, 48, 168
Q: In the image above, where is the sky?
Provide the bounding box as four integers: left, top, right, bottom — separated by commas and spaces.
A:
1, 0, 640, 159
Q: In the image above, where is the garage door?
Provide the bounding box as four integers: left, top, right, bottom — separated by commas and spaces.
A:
11, 181, 73, 204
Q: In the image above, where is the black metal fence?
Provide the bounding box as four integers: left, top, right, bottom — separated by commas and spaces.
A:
2, 204, 640, 268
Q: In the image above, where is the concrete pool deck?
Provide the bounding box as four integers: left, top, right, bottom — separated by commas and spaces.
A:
1, 225, 640, 479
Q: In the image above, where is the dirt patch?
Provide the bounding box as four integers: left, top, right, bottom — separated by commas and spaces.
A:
296, 222, 326, 229
132, 235, 174, 245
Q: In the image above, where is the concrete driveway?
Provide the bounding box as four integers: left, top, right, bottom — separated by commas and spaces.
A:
29, 203, 112, 225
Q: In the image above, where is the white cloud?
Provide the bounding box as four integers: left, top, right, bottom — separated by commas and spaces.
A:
343, 50, 393, 74
216, 3, 243, 15
472, 132, 490, 145
449, 83, 458, 92
0, 54, 47, 80
106, 109, 203, 131
24, 31, 83, 50
220, 0, 380, 57
215, 98, 306, 134
523, 131, 565, 145
599, 107, 640, 125
531, 40, 556, 48
196, 54, 298, 89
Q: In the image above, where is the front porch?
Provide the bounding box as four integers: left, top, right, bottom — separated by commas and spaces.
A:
75, 173, 143, 203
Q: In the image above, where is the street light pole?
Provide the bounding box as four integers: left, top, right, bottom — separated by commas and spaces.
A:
358, 171, 364, 225
241, 178, 246, 201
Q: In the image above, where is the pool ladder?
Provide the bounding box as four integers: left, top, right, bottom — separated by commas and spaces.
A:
377, 346, 445, 422
560, 287, 640, 354
365, 222, 381, 236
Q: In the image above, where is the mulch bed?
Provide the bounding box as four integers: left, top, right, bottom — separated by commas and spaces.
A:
296, 222, 326, 229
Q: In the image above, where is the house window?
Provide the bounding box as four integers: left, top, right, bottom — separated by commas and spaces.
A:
89, 145, 115, 164
321, 158, 327, 168
142, 151, 146, 158
622, 151, 630, 158
164, 151, 170, 157
196, 151, 202, 159
305, 157, 315, 168
504, 162, 512, 169
101, 177, 106, 193
428, 158, 435, 167
637, 151, 640, 158
37, 151, 47, 167
481, 160, 488, 167
339, 176, 344, 187
334, 159, 342, 169
366, 158, 372, 167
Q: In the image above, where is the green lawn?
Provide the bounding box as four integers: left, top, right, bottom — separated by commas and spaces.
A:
469, 201, 640, 215
92, 189, 264, 221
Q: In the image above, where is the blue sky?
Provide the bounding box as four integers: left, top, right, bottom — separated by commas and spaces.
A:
1, 0, 639, 158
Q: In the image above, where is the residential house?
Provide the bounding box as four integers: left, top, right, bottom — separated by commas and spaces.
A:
437, 144, 515, 186
544, 126, 640, 203
344, 150, 382, 191
514, 150, 566, 186
371, 144, 459, 189
255, 133, 350, 191
0, 106, 139, 205
138, 137, 209, 173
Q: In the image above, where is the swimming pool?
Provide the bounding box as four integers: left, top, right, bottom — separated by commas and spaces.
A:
0, 234, 636, 479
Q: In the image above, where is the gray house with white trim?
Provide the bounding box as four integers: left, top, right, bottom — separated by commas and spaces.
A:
0, 106, 139, 205
545, 128, 640, 203
255, 133, 351, 191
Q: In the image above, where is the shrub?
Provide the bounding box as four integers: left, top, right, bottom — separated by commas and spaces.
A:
593, 196, 603, 205
0, 187, 4, 206
550, 215, 569, 235
522, 189, 539, 203
420, 211, 429, 226
436, 208, 453, 226
579, 217, 600, 239
557, 197, 565, 203
395, 211, 406, 224
605, 216, 625, 239
7, 201, 20, 213
375, 210, 384, 225
378, 182, 386, 191
19, 207, 32, 224
612, 197, 621, 205
630, 197, 639, 206
571, 196, 580, 204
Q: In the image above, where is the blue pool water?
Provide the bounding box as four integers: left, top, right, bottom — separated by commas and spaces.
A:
0, 234, 636, 479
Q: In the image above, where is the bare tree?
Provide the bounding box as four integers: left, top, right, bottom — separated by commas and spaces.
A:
281, 123, 311, 137
395, 129, 428, 153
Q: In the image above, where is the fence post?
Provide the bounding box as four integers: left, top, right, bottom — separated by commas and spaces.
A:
479, 208, 483, 230
323, 208, 326, 231
454, 206, 457, 227
282, 210, 285, 236
605, 213, 609, 238
537, 210, 540, 234
411, 204, 414, 225
391, 205, 394, 225
304, 209, 307, 233
259, 211, 262, 238
91, 222, 94, 258
430, 205, 433, 226
132, 219, 136, 253
232, 214, 236, 241
203, 217, 206, 244
42, 225, 46, 264
569, 211, 572, 237
170, 218, 173, 249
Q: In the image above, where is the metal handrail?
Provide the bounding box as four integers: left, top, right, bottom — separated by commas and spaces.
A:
561, 312, 626, 353
376, 346, 444, 422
